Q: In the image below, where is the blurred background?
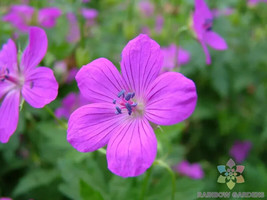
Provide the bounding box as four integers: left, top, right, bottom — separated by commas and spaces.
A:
0, 0, 266, 199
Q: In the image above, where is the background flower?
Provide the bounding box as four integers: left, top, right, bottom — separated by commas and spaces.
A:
0, 27, 58, 143
192, 0, 228, 64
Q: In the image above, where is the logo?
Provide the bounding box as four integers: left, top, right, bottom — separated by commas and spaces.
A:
217, 158, 245, 190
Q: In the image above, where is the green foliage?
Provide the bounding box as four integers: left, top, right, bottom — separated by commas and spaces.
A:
0, 0, 267, 199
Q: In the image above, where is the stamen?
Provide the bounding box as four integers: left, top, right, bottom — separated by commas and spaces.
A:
125, 93, 132, 101
125, 103, 132, 113
114, 89, 138, 116
203, 19, 213, 32
115, 106, 122, 114
118, 90, 125, 98
0, 67, 10, 81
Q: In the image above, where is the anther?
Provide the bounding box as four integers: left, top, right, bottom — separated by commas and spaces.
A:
0, 68, 9, 81
115, 106, 122, 114
112, 99, 116, 104
125, 103, 132, 115
131, 103, 137, 107
131, 93, 135, 98
118, 90, 125, 98
125, 93, 132, 101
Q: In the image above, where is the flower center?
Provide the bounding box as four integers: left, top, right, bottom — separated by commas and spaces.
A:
0, 66, 25, 87
203, 19, 213, 31
0, 67, 10, 82
113, 90, 138, 116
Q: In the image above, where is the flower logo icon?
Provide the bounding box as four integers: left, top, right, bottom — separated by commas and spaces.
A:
217, 158, 245, 190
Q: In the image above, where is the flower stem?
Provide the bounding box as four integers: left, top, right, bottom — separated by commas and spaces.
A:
154, 160, 176, 200
97, 148, 107, 155
139, 167, 152, 200
43, 106, 68, 130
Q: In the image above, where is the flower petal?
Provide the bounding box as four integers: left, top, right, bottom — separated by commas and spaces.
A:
20, 27, 48, 72
145, 72, 197, 126
2, 5, 34, 32
0, 39, 18, 74
22, 67, 58, 108
195, 0, 213, 19
0, 82, 15, 100
178, 47, 191, 66
0, 90, 20, 143
193, 0, 213, 39
66, 12, 80, 43
121, 34, 163, 97
204, 31, 228, 50
107, 118, 157, 177
38, 7, 62, 28
200, 42, 211, 65
67, 103, 125, 152
76, 58, 125, 103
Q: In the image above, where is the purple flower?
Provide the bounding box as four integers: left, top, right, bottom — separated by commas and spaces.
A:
141, 26, 151, 35
155, 15, 164, 34
161, 44, 190, 70
66, 68, 79, 83
81, 8, 98, 26
0, 27, 58, 143
211, 8, 234, 18
193, 0, 228, 65
2, 5, 61, 32
38, 8, 62, 28
138, 0, 154, 17
66, 12, 81, 43
55, 93, 89, 119
229, 140, 252, 163
2, 5, 34, 32
67, 34, 197, 177
248, 0, 267, 6
174, 160, 204, 179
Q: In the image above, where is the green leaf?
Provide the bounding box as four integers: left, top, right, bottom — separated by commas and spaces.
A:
80, 180, 104, 200
13, 169, 58, 196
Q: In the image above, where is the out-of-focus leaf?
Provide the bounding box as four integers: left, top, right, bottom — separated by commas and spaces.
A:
13, 169, 58, 196
80, 180, 104, 200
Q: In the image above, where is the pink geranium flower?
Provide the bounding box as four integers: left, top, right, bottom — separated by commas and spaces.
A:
2, 5, 61, 32
67, 34, 197, 177
55, 93, 89, 119
0, 27, 58, 143
248, 0, 267, 6
211, 8, 234, 18
193, 0, 228, 65
174, 160, 204, 179
66, 12, 81, 43
161, 44, 190, 71
81, 8, 98, 26
229, 140, 252, 163
155, 15, 164, 34
138, 0, 154, 17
